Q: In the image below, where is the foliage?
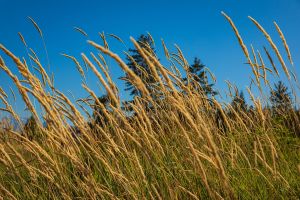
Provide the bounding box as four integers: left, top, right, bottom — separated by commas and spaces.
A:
184, 57, 217, 97
23, 115, 40, 141
121, 34, 157, 97
270, 81, 292, 113
0, 14, 299, 200
231, 90, 247, 112
92, 94, 111, 126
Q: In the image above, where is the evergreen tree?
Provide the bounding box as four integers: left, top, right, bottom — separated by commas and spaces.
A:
93, 94, 111, 126
23, 116, 39, 141
231, 91, 247, 112
120, 34, 157, 97
184, 57, 217, 97
270, 81, 292, 112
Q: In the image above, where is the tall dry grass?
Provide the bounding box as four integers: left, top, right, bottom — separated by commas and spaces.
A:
0, 13, 299, 199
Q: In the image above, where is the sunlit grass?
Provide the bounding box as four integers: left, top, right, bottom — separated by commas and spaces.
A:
0, 13, 299, 199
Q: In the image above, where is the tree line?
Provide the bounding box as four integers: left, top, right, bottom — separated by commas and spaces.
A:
20, 34, 299, 139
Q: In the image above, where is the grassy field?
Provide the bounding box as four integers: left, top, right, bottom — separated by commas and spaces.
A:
0, 13, 299, 199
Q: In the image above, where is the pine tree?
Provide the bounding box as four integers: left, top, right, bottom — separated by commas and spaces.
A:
184, 57, 217, 97
93, 94, 111, 126
23, 116, 39, 141
231, 91, 247, 112
270, 81, 292, 112
120, 34, 157, 97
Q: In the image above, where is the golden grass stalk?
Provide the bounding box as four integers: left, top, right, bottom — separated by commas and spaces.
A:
248, 16, 290, 80
28, 17, 50, 71
9, 87, 17, 102
0, 45, 40, 122
0, 94, 21, 126
29, 55, 53, 88
81, 53, 120, 107
161, 39, 170, 59
254, 141, 258, 167
74, 27, 88, 37
273, 22, 293, 65
28, 17, 43, 36
0, 184, 17, 200
263, 46, 279, 76
0, 87, 8, 99
178, 185, 199, 200
99, 31, 109, 49
257, 50, 267, 84
88, 40, 151, 98
174, 44, 189, 70
107, 33, 127, 48
222, 12, 260, 86
130, 37, 166, 92
204, 67, 217, 83
61, 53, 86, 80
143, 50, 180, 98
147, 32, 155, 47
221, 12, 250, 60
18, 32, 27, 47
226, 104, 250, 133
250, 44, 258, 67
170, 112, 214, 198
213, 99, 232, 133
90, 52, 119, 96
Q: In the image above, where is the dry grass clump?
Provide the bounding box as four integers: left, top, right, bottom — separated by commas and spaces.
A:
0, 14, 299, 199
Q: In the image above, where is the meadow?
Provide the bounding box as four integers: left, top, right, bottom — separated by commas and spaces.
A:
0, 12, 299, 199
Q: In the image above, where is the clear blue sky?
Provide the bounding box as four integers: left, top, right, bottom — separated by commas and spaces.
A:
1, 0, 300, 118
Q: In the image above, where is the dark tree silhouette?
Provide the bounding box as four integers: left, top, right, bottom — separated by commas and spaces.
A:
184, 57, 217, 97
23, 116, 39, 141
231, 91, 247, 112
270, 81, 292, 112
93, 94, 111, 126
269, 81, 300, 136
120, 34, 157, 97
